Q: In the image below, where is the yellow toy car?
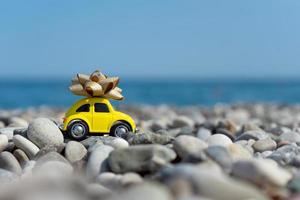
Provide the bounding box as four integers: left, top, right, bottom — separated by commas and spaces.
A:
62, 97, 136, 140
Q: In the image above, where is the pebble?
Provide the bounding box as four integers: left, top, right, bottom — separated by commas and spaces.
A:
205, 146, 232, 171
159, 164, 269, 200
279, 131, 300, 144
170, 116, 194, 129
124, 131, 174, 145
108, 144, 176, 173
205, 134, 233, 147
196, 128, 212, 141
0, 121, 4, 128
267, 144, 299, 165
106, 182, 173, 200
173, 135, 208, 159
121, 172, 143, 187
86, 145, 114, 180
34, 161, 73, 177
236, 130, 269, 141
35, 151, 70, 167
64, 141, 87, 163
231, 159, 292, 187
13, 135, 39, 159
228, 144, 252, 160
0, 151, 22, 174
99, 136, 129, 149
13, 149, 29, 167
0, 135, 8, 152
7, 117, 28, 127
27, 118, 64, 148
253, 138, 277, 152
97, 171, 143, 189
0, 127, 24, 140
0, 168, 18, 183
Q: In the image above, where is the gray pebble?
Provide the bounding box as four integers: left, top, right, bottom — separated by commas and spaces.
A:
108, 144, 176, 174
13, 135, 39, 159
27, 118, 64, 149
252, 138, 277, 152
173, 135, 208, 159
65, 141, 87, 163
0, 151, 22, 174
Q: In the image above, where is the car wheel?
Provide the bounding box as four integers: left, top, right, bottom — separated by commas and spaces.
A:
67, 120, 88, 140
110, 122, 130, 138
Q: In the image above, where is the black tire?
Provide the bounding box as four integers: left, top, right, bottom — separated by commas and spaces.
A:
67, 120, 88, 141
110, 122, 131, 138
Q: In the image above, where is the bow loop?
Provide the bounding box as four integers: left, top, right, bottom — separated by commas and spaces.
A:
69, 70, 124, 100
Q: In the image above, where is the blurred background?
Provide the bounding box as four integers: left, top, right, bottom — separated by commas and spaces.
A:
1, 0, 300, 108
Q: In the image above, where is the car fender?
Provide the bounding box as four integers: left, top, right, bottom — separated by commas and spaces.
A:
63, 116, 91, 132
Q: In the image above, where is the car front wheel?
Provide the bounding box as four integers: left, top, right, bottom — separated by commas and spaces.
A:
110, 122, 131, 138
67, 120, 88, 140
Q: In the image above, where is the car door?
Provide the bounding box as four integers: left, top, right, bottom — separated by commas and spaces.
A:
92, 102, 112, 133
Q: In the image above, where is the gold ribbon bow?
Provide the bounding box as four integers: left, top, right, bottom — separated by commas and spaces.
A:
69, 70, 124, 100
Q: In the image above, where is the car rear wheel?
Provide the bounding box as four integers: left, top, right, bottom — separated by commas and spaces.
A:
110, 122, 131, 138
67, 120, 88, 140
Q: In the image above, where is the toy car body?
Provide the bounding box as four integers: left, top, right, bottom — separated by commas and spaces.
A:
62, 97, 136, 140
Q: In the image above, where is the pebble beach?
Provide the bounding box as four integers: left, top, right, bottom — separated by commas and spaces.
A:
0, 103, 300, 200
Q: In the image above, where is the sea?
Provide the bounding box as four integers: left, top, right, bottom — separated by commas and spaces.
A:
1, 78, 300, 109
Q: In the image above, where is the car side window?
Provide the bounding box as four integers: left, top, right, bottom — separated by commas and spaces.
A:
94, 103, 109, 113
76, 104, 90, 112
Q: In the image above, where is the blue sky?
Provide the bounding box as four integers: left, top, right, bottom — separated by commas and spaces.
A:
1, 0, 300, 78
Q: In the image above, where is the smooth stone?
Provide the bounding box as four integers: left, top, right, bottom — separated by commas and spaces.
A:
96, 172, 122, 190
98, 136, 129, 149
34, 161, 73, 177
121, 172, 143, 187
86, 145, 114, 180
157, 128, 181, 138
0, 135, 8, 152
27, 118, 64, 148
13, 149, 29, 167
253, 138, 277, 152
215, 129, 235, 141
149, 119, 169, 132
241, 123, 263, 132
217, 120, 238, 134
267, 144, 299, 165
13, 128, 27, 137
170, 116, 194, 129
177, 126, 194, 136
108, 144, 176, 174
196, 128, 212, 141
22, 160, 36, 176
159, 164, 269, 200
8, 117, 28, 127
279, 132, 300, 144
173, 135, 208, 159
235, 130, 269, 141
106, 183, 173, 200
65, 141, 87, 163
228, 144, 252, 160
205, 134, 233, 147
231, 159, 292, 187
34, 144, 62, 159
86, 183, 111, 199
35, 151, 70, 167
13, 135, 39, 159
205, 146, 232, 171
0, 168, 18, 183
124, 131, 174, 145
0, 127, 24, 140
0, 121, 4, 128
0, 151, 22, 174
